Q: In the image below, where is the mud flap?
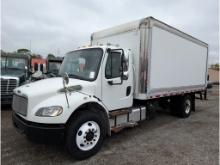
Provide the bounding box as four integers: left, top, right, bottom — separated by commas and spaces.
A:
146, 101, 156, 120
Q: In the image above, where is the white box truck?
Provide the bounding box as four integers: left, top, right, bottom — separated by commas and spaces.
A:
12, 17, 208, 160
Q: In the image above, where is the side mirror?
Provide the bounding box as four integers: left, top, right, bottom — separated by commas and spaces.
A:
120, 51, 125, 80
24, 66, 28, 80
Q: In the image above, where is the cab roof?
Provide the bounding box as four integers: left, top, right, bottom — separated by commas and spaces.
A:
1, 52, 31, 59
66, 45, 120, 54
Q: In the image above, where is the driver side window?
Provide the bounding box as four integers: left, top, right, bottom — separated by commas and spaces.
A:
105, 52, 121, 79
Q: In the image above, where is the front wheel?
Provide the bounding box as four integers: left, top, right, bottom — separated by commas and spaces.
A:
66, 110, 106, 160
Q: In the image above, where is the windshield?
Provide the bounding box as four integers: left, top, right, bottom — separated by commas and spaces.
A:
59, 48, 103, 81
1, 57, 6, 68
1, 57, 28, 70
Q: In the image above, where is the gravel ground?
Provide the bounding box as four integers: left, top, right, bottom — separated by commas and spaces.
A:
1, 86, 219, 165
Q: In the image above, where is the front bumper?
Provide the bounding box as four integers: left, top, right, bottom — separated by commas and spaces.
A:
12, 112, 65, 137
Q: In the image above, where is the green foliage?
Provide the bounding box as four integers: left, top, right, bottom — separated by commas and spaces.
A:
17, 49, 30, 53
1, 49, 6, 56
211, 63, 220, 70
32, 54, 42, 58
47, 53, 55, 59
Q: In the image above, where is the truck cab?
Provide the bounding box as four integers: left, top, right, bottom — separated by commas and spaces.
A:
47, 57, 63, 77
12, 45, 134, 159
1, 52, 31, 104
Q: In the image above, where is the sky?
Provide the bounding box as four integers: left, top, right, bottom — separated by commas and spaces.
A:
1, 0, 219, 64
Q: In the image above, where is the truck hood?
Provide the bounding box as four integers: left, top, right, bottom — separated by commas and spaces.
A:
14, 77, 96, 99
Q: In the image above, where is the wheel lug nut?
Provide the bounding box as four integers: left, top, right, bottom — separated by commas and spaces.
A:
90, 142, 93, 144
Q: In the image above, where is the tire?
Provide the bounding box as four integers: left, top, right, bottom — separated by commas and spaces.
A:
66, 110, 106, 160
170, 97, 180, 116
178, 95, 192, 118
158, 99, 169, 109
170, 95, 192, 118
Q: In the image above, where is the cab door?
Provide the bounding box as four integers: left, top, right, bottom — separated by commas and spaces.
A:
101, 49, 133, 110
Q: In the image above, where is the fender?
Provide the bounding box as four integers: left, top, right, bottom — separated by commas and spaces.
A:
66, 101, 111, 136
27, 91, 109, 124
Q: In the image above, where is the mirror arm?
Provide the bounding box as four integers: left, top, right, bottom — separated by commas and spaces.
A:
63, 73, 70, 108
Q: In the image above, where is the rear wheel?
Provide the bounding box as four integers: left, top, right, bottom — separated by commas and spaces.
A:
170, 95, 192, 118
179, 95, 192, 118
66, 110, 106, 160
170, 97, 179, 116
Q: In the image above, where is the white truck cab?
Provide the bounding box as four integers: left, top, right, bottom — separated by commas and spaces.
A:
13, 45, 136, 159
12, 17, 208, 160
13, 46, 133, 122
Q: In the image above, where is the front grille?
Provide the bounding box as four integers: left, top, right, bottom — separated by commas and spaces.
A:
12, 94, 28, 116
1, 78, 18, 95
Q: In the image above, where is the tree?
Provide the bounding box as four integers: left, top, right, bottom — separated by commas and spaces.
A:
1, 49, 6, 56
47, 53, 55, 59
32, 54, 42, 59
211, 63, 220, 70
17, 49, 30, 53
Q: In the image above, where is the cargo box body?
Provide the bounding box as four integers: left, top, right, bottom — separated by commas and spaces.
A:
91, 17, 208, 100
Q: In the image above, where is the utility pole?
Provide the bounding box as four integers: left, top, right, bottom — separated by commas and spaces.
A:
29, 40, 32, 53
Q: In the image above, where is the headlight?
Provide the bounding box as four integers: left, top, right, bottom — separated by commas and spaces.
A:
35, 106, 63, 117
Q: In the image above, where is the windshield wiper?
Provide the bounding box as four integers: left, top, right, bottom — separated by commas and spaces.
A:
68, 74, 83, 79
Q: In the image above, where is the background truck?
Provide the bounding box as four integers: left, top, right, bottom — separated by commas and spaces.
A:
12, 17, 208, 160
47, 57, 63, 77
1, 51, 32, 104
30, 57, 63, 80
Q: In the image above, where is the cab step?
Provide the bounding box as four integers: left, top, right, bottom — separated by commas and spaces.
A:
111, 121, 138, 133
109, 109, 131, 118
109, 106, 146, 133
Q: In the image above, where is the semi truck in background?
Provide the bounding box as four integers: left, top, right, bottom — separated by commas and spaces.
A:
31, 57, 63, 80
1, 51, 32, 104
1, 50, 63, 104
47, 57, 63, 77
12, 17, 208, 160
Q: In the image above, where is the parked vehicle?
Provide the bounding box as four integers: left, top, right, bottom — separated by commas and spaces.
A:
1, 52, 31, 104
47, 57, 63, 77
31, 58, 47, 73
30, 58, 47, 81
12, 17, 208, 159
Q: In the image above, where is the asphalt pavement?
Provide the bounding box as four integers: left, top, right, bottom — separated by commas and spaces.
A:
1, 86, 219, 165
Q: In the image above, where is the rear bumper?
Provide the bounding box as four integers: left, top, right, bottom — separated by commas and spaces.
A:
12, 112, 65, 137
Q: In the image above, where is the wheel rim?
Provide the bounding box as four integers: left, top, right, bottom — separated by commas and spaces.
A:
76, 121, 100, 151
185, 99, 191, 114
